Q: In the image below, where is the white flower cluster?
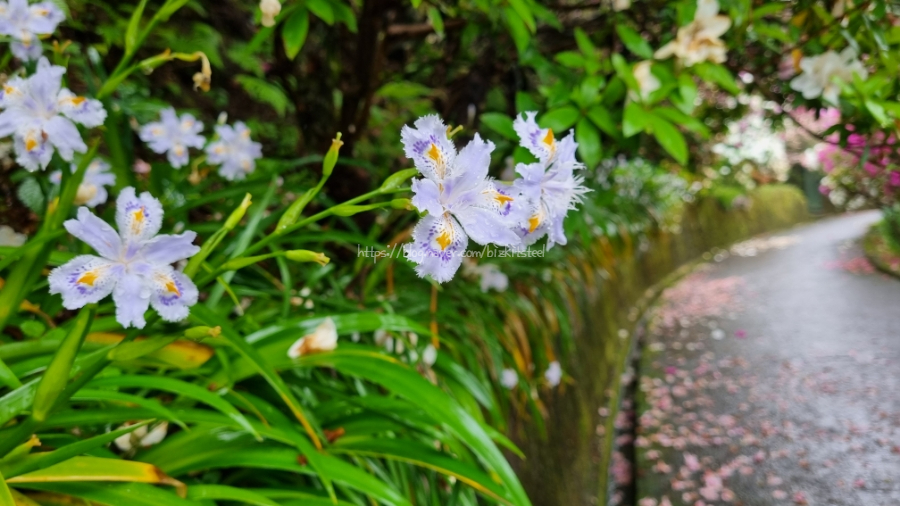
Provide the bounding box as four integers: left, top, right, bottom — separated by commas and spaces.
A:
711, 108, 790, 182
139, 109, 263, 180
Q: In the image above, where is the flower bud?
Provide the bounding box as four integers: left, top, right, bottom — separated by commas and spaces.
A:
391, 198, 411, 210
322, 133, 343, 177
285, 249, 330, 266
225, 193, 252, 230
379, 168, 418, 192
184, 326, 221, 341
277, 188, 316, 231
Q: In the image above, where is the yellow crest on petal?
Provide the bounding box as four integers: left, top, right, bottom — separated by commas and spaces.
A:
436, 230, 452, 251
77, 270, 99, 286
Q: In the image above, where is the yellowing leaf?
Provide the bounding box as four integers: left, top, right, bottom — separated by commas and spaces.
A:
86, 333, 213, 369
7, 457, 185, 497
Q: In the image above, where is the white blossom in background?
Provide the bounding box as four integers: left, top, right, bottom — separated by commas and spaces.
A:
0, 0, 65, 61
789, 48, 867, 104
0, 57, 106, 171
711, 101, 790, 182
288, 317, 338, 358
478, 264, 509, 292
48, 188, 200, 329
654, 0, 731, 66
260, 0, 281, 27
799, 145, 825, 171
139, 108, 205, 169
831, 0, 852, 19
500, 368, 518, 389
544, 361, 563, 387
632, 61, 660, 102
0, 225, 25, 246
114, 422, 168, 452
205, 121, 263, 180
375, 329, 404, 354
50, 159, 116, 208
462, 260, 509, 292
422, 344, 438, 366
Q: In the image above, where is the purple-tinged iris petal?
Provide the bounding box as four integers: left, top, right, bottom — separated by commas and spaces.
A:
115, 187, 164, 245
148, 267, 198, 322
64, 207, 121, 260
139, 232, 200, 265
410, 178, 442, 216
113, 272, 151, 329
48, 255, 119, 309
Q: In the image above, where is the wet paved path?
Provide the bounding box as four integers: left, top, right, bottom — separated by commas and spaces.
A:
628, 211, 900, 506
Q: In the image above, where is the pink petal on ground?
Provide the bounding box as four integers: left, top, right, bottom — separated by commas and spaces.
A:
773, 490, 788, 499
854, 478, 865, 488
684, 452, 701, 472
699, 487, 718, 501
767, 475, 783, 486
793, 491, 809, 505
638, 499, 657, 506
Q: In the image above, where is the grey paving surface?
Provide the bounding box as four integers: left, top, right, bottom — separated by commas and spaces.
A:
633, 211, 900, 506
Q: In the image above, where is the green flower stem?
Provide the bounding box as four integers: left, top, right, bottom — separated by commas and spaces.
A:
31, 305, 96, 422
100, 0, 192, 98
241, 186, 410, 260
195, 250, 329, 288
0, 357, 20, 390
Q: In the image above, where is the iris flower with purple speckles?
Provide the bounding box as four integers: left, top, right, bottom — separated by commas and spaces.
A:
138, 107, 205, 168
0, 0, 65, 61
48, 187, 200, 329
512, 111, 589, 249
0, 57, 106, 171
205, 121, 263, 180
401, 115, 523, 283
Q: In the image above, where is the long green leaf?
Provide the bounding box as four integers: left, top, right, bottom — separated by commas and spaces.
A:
153, 444, 411, 506
0, 469, 13, 506
70, 389, 186, 429
296, 349, 531, 506
14, 482, 193, 506
257, 488, 357, 506
0, 357, 20, 390
87, 375, 258, 439
6, 457, 181, 490
125, 0, 150, 54
32, 306, 96, 422
334, 438, 512, 505
190, 306, 321, 447
0, 422, 148, 478
186, 484, 281, 506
